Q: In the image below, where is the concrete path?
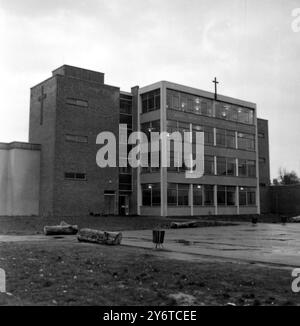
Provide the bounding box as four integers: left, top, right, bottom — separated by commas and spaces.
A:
122, 223, 300, 268
0, 223, 300, 268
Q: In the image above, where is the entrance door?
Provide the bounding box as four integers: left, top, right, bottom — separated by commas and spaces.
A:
119, 195, 129, 216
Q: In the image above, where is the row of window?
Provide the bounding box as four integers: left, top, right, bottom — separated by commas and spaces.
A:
119, 96, 133, 192
203, 156, 256, 178
64, 172, 86, 180
167, 89, 255, 125
141, 89, 160, 113
167, 120, 256, 151
123, 119, 255, 152
142, 183, 256, 207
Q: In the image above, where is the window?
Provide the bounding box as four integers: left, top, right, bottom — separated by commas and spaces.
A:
217, 186, 226, 205
215, 103, 228, 120
226, 186, 236, 206
217, 157, 227, 176
237, 133, 255, 151
167, 89, 213, 117
258, 132, 265, 138
216, 128, 226, 147
228, 158, 237, 176
167, 183, 177, 205
205, 155, 215, 175
237, 107, 254, 124
120, 98, 132, 114
247, 160, 256, 178
66, 98, 88, 108
65, 134, 88, 143
141, 89, 160, 113
142, 183, 160, 206
119, 174, 132, 191
204, 126, 214, 145
215, 102, 254, 125
239, 187, 256, 206
204, 185, 214, 206
238, 159, 247, 177
201, 100, 213, 117
226, 130, 236, 148
64, 172, 86, 180
167, 183, 190, 206
178, 184, 189, 206
216, 129, 236, 148
193, 185, 203, 206
142, 184, 151, 206
120, 114, 132, 130
217, 186, 236, 206
238, 159, 256, 178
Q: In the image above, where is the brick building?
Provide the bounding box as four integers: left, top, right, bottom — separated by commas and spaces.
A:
0, 65, 271, 216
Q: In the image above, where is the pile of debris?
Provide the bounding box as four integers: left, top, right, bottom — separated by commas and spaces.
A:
44, 221, 122, 245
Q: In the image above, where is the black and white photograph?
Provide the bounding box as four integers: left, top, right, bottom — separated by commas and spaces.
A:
0, 0, 300, 313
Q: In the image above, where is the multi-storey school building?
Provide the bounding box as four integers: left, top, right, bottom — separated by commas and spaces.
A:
0, 65, 270, 217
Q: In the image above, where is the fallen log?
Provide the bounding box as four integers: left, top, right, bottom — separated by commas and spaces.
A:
44, 221, 78, 235
77, 228, 122, 245
170, 221, 198, 229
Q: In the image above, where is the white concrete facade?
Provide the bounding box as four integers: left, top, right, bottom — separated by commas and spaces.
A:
0, 142, 41, 216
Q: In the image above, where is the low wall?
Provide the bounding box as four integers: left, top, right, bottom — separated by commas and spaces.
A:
269, 184, 300, 215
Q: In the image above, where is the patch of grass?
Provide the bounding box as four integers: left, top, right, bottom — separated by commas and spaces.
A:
0, 241, 299, 306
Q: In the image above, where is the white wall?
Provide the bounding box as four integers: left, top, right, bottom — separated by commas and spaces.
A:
0, 146, 40, 216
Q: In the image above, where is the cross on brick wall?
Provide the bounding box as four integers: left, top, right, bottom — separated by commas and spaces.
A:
38, 86, 47, 125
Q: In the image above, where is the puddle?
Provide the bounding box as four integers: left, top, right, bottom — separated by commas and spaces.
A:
176, 239, 193, 246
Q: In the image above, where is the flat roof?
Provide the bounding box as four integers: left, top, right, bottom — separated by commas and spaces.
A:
0, 142, 41, 151
139, 81, 256, 109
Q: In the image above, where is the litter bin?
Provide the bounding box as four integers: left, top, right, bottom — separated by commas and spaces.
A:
152, 230, 165, 249
252, 216, 258, 224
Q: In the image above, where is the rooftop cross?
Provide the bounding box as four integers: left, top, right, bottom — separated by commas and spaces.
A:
212, 77, 219, 100
38, 86, 47, 125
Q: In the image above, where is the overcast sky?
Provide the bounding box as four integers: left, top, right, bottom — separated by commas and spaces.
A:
0, 0, 299, 179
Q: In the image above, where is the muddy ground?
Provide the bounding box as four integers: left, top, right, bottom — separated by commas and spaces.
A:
0, 240, 299, 306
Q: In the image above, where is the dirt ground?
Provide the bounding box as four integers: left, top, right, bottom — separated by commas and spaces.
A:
0, 240, 299, 306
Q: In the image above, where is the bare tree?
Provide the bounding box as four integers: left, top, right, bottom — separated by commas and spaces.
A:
273, 168, 300, 185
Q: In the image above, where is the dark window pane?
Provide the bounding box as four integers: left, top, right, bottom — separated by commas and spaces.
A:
178, 184, 189, 206
205, 155, 215, 175
167, 183, 177, 205
248, 160, 256, 178
216, 129, 226, 147
239, 188, 247, 206
238, 159, 247, 177
204, 185, 214, 206
151, 184, 161, 206
217, 186, 226, 205
248, 188, 256, 205
226, 130, 236, 148
193, 185, 203, 206
217, 157, 227, 175
226, 187, 236, 206
226, 158, 236, 176
142, 185, 151, 206
204, 126, 214, 145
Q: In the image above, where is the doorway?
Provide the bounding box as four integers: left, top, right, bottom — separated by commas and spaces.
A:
119, 195, 129, 216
